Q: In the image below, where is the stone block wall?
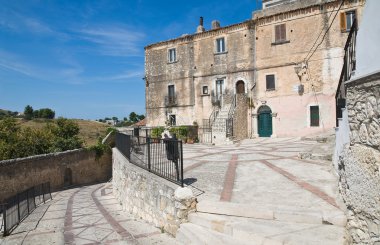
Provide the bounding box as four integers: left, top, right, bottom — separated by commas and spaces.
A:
0, 149, 112, 202
338, 71, 380, 244
112, 148, 196, 237
233, 94, 248, 140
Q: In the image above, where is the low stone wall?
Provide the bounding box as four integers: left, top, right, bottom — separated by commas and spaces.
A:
112, 148, 196, 236
0, 149, 112, 202
338, 71, 380, 244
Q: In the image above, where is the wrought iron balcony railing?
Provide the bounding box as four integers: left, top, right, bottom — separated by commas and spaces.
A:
165, 95, 177, 107
335, 19, 357, 126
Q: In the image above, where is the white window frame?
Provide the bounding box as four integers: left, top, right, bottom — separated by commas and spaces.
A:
215, 37, 226, 53
168, 48, 176, 63
345, 11, 356, 31
202, 85, 209, 95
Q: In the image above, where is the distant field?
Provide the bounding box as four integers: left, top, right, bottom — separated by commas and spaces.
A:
17, 119, 110, 146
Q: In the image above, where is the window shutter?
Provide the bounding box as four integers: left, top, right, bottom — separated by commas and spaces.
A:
275, 25, 280, 42
281, 24, 286, 41
340, 12, 346, 32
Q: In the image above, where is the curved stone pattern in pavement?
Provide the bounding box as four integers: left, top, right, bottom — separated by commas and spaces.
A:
0, 183, 176, 245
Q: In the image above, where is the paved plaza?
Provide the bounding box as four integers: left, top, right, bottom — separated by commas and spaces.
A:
180, 138, 347, 244
1, 138, 346, 244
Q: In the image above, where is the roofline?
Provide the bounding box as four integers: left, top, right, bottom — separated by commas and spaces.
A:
144, 20, 253, 50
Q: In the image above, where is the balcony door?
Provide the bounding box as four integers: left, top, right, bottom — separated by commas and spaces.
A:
168, 85, 175, 104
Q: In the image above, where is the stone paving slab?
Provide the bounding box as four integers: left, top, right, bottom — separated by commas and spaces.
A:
179, 137, 346, 244
0, 183, 176, 245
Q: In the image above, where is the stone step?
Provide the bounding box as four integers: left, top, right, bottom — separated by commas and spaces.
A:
196, 201, 346, 226
188, 213, 282, 245
176, 223, 251, 245
298, 152, 333, 161
188, 212, 347, 245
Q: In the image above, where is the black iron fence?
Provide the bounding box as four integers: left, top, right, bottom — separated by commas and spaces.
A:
115, 133, 184, 187
1, 182, 52, 236
336, 19, 357, 126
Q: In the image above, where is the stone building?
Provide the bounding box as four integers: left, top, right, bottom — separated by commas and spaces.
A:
144, 0, 365, 142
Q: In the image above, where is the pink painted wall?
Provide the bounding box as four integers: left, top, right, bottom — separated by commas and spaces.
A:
255, 93, 335, 137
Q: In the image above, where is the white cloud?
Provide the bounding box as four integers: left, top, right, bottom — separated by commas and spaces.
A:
75, 26, 145, 57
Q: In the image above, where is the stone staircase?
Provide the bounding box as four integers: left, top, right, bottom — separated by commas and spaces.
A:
176, 201, 347, 245
211, 103, 234, 145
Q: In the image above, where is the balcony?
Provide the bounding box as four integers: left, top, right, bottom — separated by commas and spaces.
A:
165, 95, 177, 107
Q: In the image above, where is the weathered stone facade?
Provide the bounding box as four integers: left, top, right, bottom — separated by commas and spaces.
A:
112, 148, 196, 236
0, 149, 112, 202
145, 21, 255, 129
145, 0, 365, 139
338, 72, 380, 244
253, 0, 364, 137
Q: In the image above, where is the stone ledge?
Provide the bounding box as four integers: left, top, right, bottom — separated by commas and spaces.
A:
345, 70, 380, 87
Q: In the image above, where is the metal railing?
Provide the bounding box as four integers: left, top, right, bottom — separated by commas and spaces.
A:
1, 182, 52, 236
209, 107, 219, 128
336, 19, 357, 126
115, 133, 184, 187
226, 94, 237, 138
165, 95, 177, 107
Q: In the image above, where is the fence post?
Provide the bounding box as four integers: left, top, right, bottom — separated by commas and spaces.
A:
49, 182, 52, 200
147, 137, 151, 172
17, 194, 20, 224
180, 141, 184, 187
42, 184, 45, 204
33, 186, 36, 208
26, 190, 30, 214
3, 206, 7, 236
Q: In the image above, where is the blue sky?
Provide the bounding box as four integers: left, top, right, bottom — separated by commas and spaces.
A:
0, 0, 261, 120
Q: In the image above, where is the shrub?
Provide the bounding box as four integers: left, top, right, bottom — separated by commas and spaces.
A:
151, 127, 164, 138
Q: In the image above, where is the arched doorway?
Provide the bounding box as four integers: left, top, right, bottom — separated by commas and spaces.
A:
236, 80, 245, 94
258, 105, 272, 137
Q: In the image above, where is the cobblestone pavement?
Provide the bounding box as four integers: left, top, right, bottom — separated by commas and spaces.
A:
0, 183, 176, 245
182, 137, 344, 214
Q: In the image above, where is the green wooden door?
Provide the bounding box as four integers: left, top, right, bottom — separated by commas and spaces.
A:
258, 112, 272, 137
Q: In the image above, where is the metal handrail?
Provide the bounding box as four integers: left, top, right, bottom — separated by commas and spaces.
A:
115, 133, 184, 187
335, 19, 357, 126
226, 94, 237, 138
209, 107, 219, 128
2, 182, 52, 236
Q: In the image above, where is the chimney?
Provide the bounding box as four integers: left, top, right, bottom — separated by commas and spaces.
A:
211, 20, 221, 30
196, 16, 205, 33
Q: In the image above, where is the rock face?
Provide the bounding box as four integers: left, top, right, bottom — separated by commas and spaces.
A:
112, 148, 197, 236
338, 72, 380, 244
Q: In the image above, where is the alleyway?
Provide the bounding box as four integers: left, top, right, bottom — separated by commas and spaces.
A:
0, 183, 176, 245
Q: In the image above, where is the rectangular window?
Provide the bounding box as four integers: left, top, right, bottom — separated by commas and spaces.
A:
275, 24, 286, 43
266, 75, 275, 91
310, 106, 320, 127
202, 86, 208, 95
216, 38, 225, 53
340, 10, 356, 32
169, 115, 176, 126
168, 48, 176, 63
168, 85, 175, 97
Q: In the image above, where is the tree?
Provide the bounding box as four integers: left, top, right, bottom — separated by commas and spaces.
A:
39, 108, 55, 119
0, 117, 83, 160
24, 105, 34, 120
112, 116, 118, 122
129, 112, 138, 123
51, 118, 83, 151
138, 115, 145, 121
